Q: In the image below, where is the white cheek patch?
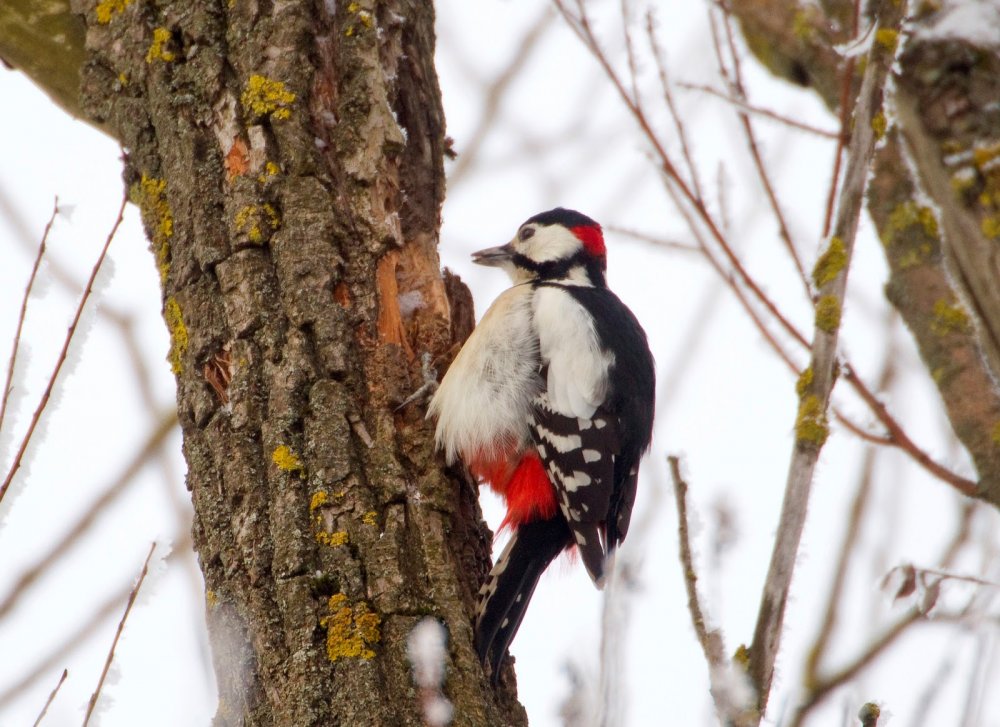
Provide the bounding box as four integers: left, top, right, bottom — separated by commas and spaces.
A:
519, 225, 582, 263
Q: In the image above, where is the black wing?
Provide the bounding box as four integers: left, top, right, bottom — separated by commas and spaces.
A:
529, 393, 619, 585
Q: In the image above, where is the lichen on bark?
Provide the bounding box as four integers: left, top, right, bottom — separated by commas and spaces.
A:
73, 0, 527, 724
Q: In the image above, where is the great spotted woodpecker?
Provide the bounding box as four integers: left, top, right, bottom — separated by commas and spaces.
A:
428, 208, 655, 681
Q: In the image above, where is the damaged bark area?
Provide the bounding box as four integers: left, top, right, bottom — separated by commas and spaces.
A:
78, 0, 526, 724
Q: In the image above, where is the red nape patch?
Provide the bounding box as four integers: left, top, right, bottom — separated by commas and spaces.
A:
499, 453, 558, 531
571, 224, 606, 257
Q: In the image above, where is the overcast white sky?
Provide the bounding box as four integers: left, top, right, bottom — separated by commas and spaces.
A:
1, 3, 997, 726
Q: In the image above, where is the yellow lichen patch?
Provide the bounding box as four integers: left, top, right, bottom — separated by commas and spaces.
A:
875, 28, 899, 53
361, 510, 378, 526
95, 0, 133, 23
344, 2, 374, 36
951, 167, 977, 194
241, 75, 296, 121
791, 9, 816, 41
321, 594, 381, 661
117, 72, 129, 87
310, 490, 329, 512
235, 203, 280, 244
272, 444, 303, 472
982, 216, 1000, 239
812, 236, 846, 289
882, 201, 938, 246
733, 644, 751, 669
931, 298, 971, 335
129, 175, 173, 284
316, 530, 350, 547
871, 111, 887, 140
814, 296, 842, 334
146, 27, 176, 63
257, 161, 281, 183
899, 242, 933, 269
973, 142, 1000, 171
795, 366, 813, 398
206, 590, 219, 609
796, 395, 829, 447
164, 297, 188, 375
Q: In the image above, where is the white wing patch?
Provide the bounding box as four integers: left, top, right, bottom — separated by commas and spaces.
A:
532, 286, 614, 419
428, 284, 541, 463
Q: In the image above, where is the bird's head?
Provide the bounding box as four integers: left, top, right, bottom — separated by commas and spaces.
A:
472, 208, 607, 287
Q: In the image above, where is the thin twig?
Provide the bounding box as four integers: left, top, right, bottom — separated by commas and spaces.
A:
747, 2, 907, 715
791, 476, 976, 726
803, 323, 897, 689
715, 6, 812, 297
890, 565, 1000, 591
843, 365, 977, 495
0, 192, 127, 506
822, 0, 863, 240
645, 11, 706, 203
669, 456, 757, 727
447, 9, 554, 185
678, 83, 840, 139
605, 224, 701, 254
554, 0, 809, 353
0, 412, 177, 619
669, 456, 723, 665
554, 0, 974, 502
796, 610, 921, 717
0, 583, 127, 707
82, 542, 158, 727
31, 669, 68, 727
1, 198, 59, 432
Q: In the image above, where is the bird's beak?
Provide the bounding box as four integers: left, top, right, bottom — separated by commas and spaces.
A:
471, 242, 515, 267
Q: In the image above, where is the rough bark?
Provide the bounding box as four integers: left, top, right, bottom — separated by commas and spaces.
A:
0, 0, 535, 724
730, 0, 1000, 507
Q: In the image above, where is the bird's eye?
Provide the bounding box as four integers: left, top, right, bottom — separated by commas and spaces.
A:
519, 227, 535, 241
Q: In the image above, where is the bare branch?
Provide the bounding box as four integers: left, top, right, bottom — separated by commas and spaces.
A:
30, 669, 67, 727
670, 456, 756, 727
645, 11, 706, 203
82, 542, 158, 727
747, 2, 907, 715
1, 191, 127, 506
677, 83, 840, 139
714, 6, 811, 297
1, 197, 58, 432
0, 411, 177, 620
670, 456, 724, 667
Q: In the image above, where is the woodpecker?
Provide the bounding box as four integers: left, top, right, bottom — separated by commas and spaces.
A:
428, 208, 655, 681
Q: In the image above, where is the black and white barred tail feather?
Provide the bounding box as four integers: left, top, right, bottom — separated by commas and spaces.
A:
475, 517, 573, 684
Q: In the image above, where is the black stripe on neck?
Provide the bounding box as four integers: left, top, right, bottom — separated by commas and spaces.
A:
513, 252, 607, 287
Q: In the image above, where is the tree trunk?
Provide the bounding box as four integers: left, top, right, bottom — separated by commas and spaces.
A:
4, 0, 532, 724
730, 0, 1000, 507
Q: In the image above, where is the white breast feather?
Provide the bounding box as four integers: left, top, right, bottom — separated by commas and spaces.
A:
532, 287, 613, 419
428, 284, 540, 463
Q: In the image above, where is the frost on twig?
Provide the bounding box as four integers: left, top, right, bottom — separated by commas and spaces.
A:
406, 617, 454, 727
858, 702, 882, 727
746, 0, 908, 716
83, 541, 160, 727
669, 456, 755, 727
